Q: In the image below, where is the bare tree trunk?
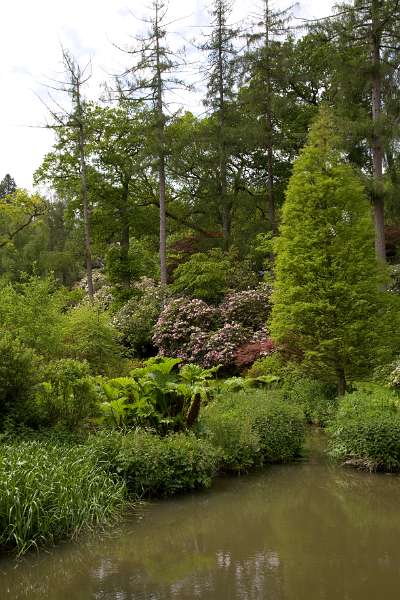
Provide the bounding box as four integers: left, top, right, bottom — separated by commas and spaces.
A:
217, 2, 230, 247
371, 0, 386, 263
155, 2, 168, 285
337, 368, 346, 397
264, 0, 276, 235
76, 87, 94, 300
159, 154, 167, 283
119, 179, 131, 287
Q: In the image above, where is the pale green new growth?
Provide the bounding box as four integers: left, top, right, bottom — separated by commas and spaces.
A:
270, 107, 385, 393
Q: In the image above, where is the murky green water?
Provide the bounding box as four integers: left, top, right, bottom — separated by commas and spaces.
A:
1, 433, 400, 599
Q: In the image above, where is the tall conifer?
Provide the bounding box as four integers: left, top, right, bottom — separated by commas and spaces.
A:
270, 108, 384, 394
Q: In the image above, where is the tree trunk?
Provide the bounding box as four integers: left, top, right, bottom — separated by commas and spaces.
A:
76, 92, 94, 300
155, 2, 168, 285
159, 153, 167, 284
371, 0, 386, 263
337, 368, 346, 397
264, 0, 276, 235
120, 180, 130, 258
217, 2, 230, 247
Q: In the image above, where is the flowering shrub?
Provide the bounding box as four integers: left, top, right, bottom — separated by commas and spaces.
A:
203, 323, 251, 368
113, 278, 168, 356
388, 360, 400, 388
152, 284, 272, 369
219, 285, 272, 330
153, 297, 217, 360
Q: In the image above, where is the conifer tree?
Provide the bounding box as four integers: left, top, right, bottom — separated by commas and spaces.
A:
270, 107, 384, 394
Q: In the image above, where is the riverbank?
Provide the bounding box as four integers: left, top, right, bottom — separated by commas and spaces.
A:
1, 433, 400, 600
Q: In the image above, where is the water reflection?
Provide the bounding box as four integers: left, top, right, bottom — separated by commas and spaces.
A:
1, 437, 400, 600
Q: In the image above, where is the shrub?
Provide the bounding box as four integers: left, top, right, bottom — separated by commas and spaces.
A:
0, 441, 125, 554
328, 388, 400, 471
0, 275, 64, 357
62, 305, 122, 375
33, 359, 99, 429
282, 377, 338, 426
219, 286, 271, 330
387, 359, 400, 389
113, 278, 168, 356
0, 334, 38, 424
203, 323, 251, 368
199, 401, 260, 472
246, 356, 337, 425
86, 430, 219, 497
246, 353, 290, 379
234, 337, 275, 369
153, 297, 217, 361
200, 391, 305, 472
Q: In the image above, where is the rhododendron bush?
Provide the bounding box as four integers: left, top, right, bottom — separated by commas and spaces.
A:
153, 298, 217, 360
153, 285, 273, 369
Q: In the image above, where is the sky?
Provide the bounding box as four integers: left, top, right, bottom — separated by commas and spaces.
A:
0, 0, 335, 191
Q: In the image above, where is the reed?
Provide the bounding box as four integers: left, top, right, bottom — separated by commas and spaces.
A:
0, 441, 126, 554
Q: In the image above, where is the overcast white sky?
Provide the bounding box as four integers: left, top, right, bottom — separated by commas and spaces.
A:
0, 0, 335, 191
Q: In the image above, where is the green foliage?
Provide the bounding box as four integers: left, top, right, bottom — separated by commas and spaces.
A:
0, 334, 38, 425
328, 387, 400, 471
62, 305, 122, 375
0, 441, 125, 554
171, 249, 257, 303
97, 358, 218, 432
105, 240, 158, 300
0, 275, 65, 356
112, 277, 168, 356
200, 391, 305, 472
33, 359, 99, 429
86, 430, 219, 497
270, 107, 387, 389
282, 377, 338, 426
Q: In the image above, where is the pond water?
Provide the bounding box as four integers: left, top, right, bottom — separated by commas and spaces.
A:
1, 432, 400, 599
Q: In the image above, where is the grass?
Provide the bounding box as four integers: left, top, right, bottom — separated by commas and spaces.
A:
0, 441, 126, 554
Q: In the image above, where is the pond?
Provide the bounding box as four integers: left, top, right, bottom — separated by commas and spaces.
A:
1, 432, 400, 599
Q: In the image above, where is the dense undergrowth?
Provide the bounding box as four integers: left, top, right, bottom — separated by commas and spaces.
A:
200, 391, 305, 472
0, 389, 306, 555
328, 387, 400, 471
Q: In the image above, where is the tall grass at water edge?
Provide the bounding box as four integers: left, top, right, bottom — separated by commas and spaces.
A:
0, 441, 126, 554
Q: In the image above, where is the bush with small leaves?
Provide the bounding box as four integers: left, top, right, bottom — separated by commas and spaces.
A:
86, 429, 220, 497
34, 359, 99, 429
171, 249, 257, 304
328, 387, 400, 471
200, 391, 305, 472
62, 305, 122, 375
0, 333, 38, 425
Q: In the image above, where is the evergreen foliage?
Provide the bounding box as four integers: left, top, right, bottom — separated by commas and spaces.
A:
270, 108, 386, 392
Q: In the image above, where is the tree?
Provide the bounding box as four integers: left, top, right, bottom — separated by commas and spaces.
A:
242, 1, 292, 233
202, 0, 239, 245
270, 107, 384, 394
0, 175, 17, 199
40, 49, 95, 298
313, 0, 400, 262
116, 0, 188, 284
0, 189, 46, 250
